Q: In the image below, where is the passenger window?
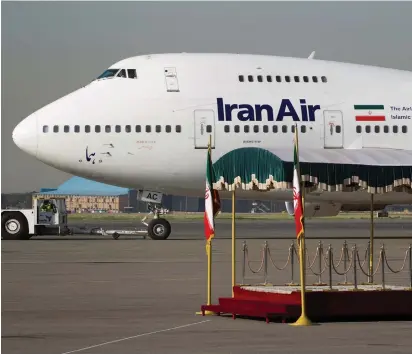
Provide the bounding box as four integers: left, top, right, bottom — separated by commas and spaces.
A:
384, 125, 389, 133
374, 125, 380, 133
64, 125, 70, 133
366, 125, 371, 133
115, 125, 121, 133
248, 75, 253, 82
156, 125, 161, 133
402, 125, 407, 133
135, 125, 141, 133
294, 76, 300, 82
234, 125, 240, 133
321, 76, 328, 83
282, 125, 287, 133
43, 125, 48, 133
273, 125, 278, 133
239, 75, 244, 82
303, 76, 309, 83
267, 76, 272, 82
263, 125, 269, 133
85, 125, 91, 133
285, 76, 291, 83
224, 125, 230, 133
146, 125, 151, 133
393, 125, 398, 133
206, 125, 212, 133
276, 76, 281, 82
291, 125, 295, 133
257, 75, 263, 82
312, 76, 318, 83
127, 69, 137, 79
125, 125, 131, 133
176, 125, 181, 133
166, 125, 171, 133
336, 125, 341, 134
105, 125, 111, 133
53, 125, 59, 133
244, 125, 249, 133
253, 125, 259, 133
95, 125, 101, 133
356, 125, 362, 133
74, 125, 80, 133
301, 125, 306, 133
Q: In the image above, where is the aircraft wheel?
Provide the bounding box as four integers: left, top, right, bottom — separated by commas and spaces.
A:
147, 218, 171, 240
112, 232, 120, 240
2, 212, 31, 240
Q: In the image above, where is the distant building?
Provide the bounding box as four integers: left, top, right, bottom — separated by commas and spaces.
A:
33, 176, 134, 213
33, 176, 287, 214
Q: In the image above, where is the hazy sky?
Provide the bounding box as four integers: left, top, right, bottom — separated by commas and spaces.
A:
2, 1, 412, 193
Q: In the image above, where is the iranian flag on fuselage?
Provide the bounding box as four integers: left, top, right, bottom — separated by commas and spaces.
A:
204, 146, 221, 242
354, 105, 386, 121
293, 132, 304, 240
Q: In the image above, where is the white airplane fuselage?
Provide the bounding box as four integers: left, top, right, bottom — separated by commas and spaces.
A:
12, 53, 412, 211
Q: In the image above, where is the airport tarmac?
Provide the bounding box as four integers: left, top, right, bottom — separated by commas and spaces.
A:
2, 219, 412, 354
37, 217, 412, 240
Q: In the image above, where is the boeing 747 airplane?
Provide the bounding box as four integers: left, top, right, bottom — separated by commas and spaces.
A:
11, 52, 412, 239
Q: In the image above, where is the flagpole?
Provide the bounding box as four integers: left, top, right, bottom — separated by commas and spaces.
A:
232, 187, 236, 297
207, 134, 213, 307
196, 134, 215, 315
207, 239, 212, 305
291, 123, 312, 326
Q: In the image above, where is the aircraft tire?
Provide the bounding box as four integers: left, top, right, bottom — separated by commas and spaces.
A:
1, 212, 31, 240
147, 218, 171, 240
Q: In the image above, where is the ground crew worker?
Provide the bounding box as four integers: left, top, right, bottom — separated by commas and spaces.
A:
40, 200, 57, 213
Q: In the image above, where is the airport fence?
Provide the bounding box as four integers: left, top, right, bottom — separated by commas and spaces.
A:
241, 240, 412, 289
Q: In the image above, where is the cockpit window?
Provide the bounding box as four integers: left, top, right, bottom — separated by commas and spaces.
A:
117, 69, 127, 78
96, 68, 138, 81
97, 68, 120, 80
127, 69, 137, 78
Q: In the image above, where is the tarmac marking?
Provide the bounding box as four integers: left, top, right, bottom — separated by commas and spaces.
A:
60, 319, 211, 354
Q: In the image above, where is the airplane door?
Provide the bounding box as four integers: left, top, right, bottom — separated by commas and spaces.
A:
164, 67, 180, 92
194, 110, 215, 149
323, 110, 343, 148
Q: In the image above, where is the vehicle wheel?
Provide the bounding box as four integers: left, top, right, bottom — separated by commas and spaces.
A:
147, 218, 171, 240
2, 212, 31, 240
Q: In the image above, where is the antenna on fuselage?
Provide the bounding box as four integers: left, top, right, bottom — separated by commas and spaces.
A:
308, 51, 316, 59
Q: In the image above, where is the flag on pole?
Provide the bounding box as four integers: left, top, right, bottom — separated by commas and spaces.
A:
204, 143, 221, 242
293, 126, 304, 240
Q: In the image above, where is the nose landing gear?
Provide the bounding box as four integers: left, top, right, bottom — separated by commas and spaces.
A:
144, 203, 171, 240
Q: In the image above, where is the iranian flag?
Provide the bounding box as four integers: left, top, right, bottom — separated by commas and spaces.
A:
354, 105, 386, 121
293, 133, 304, 240
204, 147, 221, 242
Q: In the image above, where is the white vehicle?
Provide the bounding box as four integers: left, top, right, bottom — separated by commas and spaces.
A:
11, 52, 412, 239
1, 197, 70, 240
1, 196, 159, 240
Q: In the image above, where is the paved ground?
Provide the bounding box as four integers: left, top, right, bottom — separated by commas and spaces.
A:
2, 219, 412, 354
35, 218, 412, 240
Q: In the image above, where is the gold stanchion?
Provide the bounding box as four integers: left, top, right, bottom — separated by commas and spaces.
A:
369, 193, 374, 284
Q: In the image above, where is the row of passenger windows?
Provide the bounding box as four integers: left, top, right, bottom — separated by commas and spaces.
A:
356, 125, 408, 134
239, 74, 327, 83
222, 124, 321, 134
42, 125, 182, 133
42, 123, 408, 135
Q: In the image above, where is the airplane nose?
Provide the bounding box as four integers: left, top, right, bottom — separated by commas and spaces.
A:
12, 115, 38, 157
